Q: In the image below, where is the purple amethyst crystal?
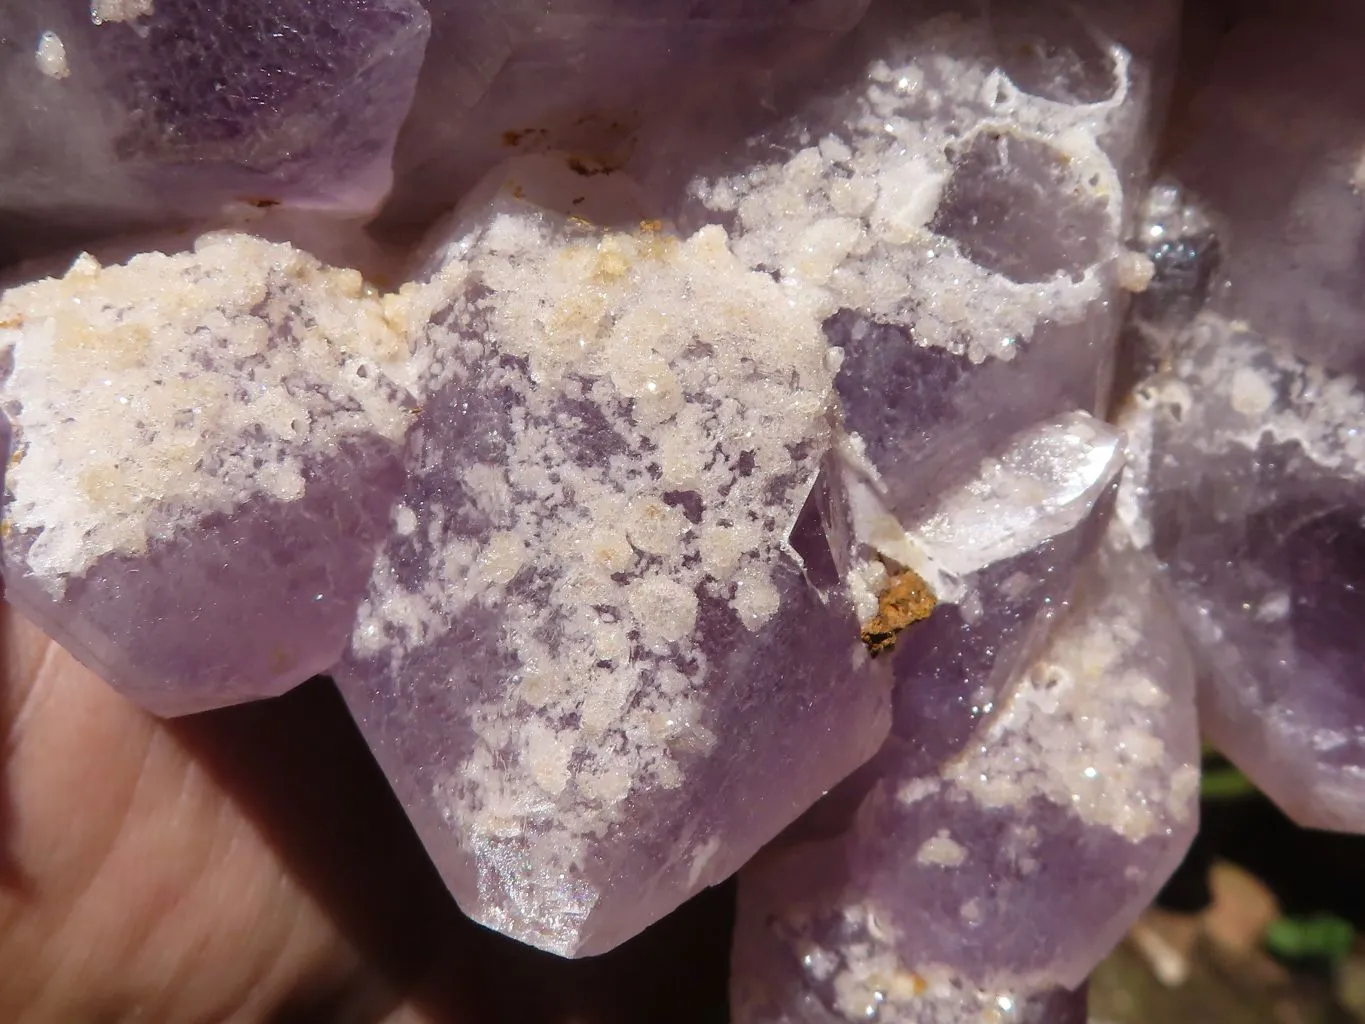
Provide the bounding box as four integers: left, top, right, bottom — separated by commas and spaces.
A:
1168, 2, 1365, 376
380, 0, 870, 232
1116, 10, 1365, 831
0, 234, 411, 715
8, 0, 1365, 999
681, 0, 1176, 534
0, 0, 428, 257
334, 185, 892, 955
1143, 313, 1365, 832
729, 538, 1199, 1023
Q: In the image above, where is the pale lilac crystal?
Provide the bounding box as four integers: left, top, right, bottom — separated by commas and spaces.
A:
3, 450, 402, 718
334, 181, 892, 956
729, 539, 1200, 1023
1122, 43, 1365, 832
681, 0, 1176, 529
380, 0, 870, 232
0, 0, 428, 257
1168, 2, 1365, 375
1145, 312, 1365, 832
0, 234, 411, 716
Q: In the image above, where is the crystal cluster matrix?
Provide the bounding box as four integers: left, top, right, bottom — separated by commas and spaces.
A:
3, 0, 1365, 1018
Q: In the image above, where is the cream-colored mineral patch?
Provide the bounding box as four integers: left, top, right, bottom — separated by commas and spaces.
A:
915, 830, 967, 868
90, 0, 155, 24
35, 31, 69, 79
0, 233, 411, 590
1166, 314, 1365, 482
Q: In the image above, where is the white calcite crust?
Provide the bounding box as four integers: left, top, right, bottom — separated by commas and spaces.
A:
0, 233, 413, 589
691, 11, 1133, 364
0, 234, 411, 715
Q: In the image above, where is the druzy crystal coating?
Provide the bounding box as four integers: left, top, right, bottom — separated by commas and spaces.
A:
3, 0, 1365, 1015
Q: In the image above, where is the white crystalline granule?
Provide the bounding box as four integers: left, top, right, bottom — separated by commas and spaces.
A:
694, 18, 1132, 362
1168, 313, 1365, 482
915, 830, 967, 867
353, 214, 836, 899
90, 0, 155, 25
35, 31, 69, 79
0, 234, 413, 590
779, 902, 1038, 1024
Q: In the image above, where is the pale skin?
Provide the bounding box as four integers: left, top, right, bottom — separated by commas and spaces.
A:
0, 602, 480, 1023
0, 602, 726, 1023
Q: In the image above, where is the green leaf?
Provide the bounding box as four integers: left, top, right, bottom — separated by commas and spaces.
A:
1200, 765, 1257, 800
1265, 914, 1355, 962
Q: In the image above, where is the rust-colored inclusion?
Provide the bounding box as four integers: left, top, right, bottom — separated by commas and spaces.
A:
861, 569, 937, 657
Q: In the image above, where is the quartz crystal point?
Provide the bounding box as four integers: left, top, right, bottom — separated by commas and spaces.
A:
1141, 312, 1365, 833
0, 234, 412, 716
334, 180, 893, 956
730, 537, 1200, 1024
0, 0, 429, 258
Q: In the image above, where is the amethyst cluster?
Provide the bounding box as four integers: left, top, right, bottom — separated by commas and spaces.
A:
1, 0, 1363, 1018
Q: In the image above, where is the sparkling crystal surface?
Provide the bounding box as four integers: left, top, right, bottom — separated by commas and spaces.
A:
0, 235, 411, 715
729, 538, 1200, 1023
1145, 312, 1365, 832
